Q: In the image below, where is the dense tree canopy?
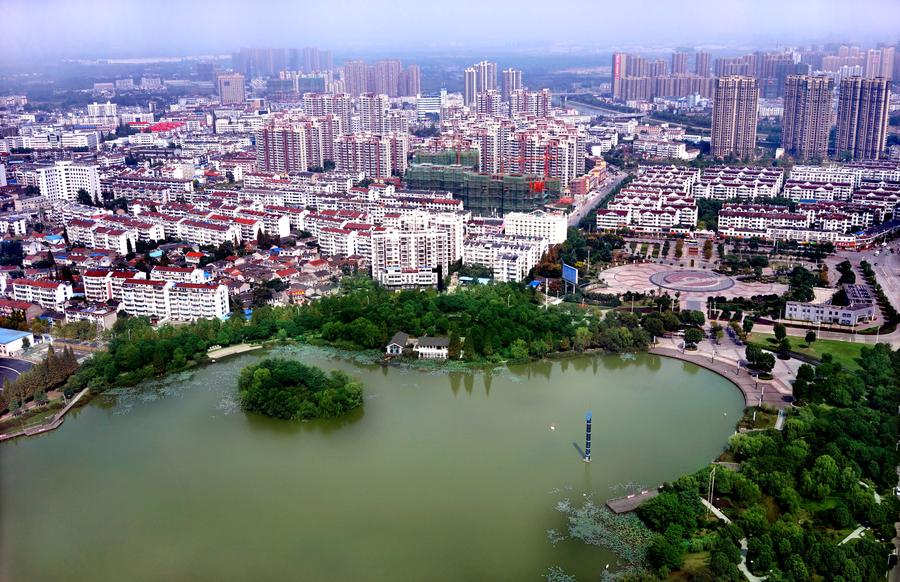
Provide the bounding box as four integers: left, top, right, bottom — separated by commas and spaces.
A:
238, 357, 362, 421
634, 342, 900, 580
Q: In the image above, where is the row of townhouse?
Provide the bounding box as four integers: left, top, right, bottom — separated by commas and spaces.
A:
599, 187, 697, 234
121, 279, 229, 322
692, 166, 785, 200
781, 179, 854, 202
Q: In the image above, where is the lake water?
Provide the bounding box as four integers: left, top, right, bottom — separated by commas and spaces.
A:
0, 347, 744, 581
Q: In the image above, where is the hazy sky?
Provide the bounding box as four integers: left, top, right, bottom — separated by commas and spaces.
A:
3, 0, 899, 64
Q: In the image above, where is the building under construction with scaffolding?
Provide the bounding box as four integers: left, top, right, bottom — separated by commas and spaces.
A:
404, 163, 560, 217
412, 148, 479, 170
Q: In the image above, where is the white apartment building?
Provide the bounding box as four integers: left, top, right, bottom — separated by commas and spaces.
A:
462, 235, 548, 282
11, 279, 74, 309
83, 269, 147, 302
371, 227, 451, 279
633, 138, 696, 160
503, 210, 568, 245
375, 266, 439, 290
33, 161, 101, 203
168, 283, 229, 321
150, 266, 206, 283
121, 279, 228, 321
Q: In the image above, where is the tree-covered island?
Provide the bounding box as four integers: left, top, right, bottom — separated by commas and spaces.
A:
238, 357, 363, 420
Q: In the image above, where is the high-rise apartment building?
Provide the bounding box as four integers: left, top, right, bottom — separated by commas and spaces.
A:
463, 60, 498, 106
711, 76, 759, 159
374, 60, 403, 97
865, 47, 895, 80
342, 60, 369, 96
782, 75, 834, 160
671, 52, 689, 75
399, 65, 421, 96
695, 51, 710, 77
256, 123, 309, 173
335, 132, 409, 178
358, 93, 389, 133
232, 48, 286, 78
501, 68, 523, 101
302, 93, 352, 133
475, 90, 502, 116
217, 73, 246, 105
611, 52, 627, 99
836, 76, 890, 160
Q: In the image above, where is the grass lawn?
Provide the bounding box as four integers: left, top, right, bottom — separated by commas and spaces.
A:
737, 407, 779, 430
749, 332, 866, 371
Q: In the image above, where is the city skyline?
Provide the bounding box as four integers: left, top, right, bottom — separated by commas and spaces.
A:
3, 0, 900, 65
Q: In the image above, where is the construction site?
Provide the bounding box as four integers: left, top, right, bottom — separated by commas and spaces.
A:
404, 163, 561, 217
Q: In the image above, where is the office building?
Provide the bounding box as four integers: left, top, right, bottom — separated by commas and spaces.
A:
217, 73, 246, 105
782, 75, 834, 160
836, 76, 890, 160
711, 76, 759, 159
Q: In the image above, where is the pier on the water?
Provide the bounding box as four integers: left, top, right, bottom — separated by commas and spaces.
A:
605, 488, 659, 513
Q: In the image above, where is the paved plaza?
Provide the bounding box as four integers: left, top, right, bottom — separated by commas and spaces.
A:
593, 263, 788, 302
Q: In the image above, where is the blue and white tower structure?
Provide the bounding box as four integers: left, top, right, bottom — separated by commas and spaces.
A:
584, 411, 592, 463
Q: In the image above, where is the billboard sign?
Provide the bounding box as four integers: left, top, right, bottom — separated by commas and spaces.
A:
562, 263, 578, 285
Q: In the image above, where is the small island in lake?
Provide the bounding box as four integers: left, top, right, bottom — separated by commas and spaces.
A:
238, 358, 363, 420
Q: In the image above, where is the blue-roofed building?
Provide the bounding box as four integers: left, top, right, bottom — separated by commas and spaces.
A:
0, 327, 34, 357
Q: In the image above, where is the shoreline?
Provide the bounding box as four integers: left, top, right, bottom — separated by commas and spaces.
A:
649, 346, 793, 409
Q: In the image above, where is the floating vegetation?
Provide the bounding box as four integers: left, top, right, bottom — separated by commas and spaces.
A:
555, 496, 653, 577
544, 566, 576, 582
608, 481, 646, 496
546, 528, 567, 546
619, 353, 636, 361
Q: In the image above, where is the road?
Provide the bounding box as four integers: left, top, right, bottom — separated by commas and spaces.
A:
0, 357, 33, 388
567, 172, 627, 227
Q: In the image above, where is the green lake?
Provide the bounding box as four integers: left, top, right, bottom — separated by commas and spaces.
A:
0, 347, 744, 581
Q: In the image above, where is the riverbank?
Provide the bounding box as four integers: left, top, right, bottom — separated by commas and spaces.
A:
0, 387, 90, 442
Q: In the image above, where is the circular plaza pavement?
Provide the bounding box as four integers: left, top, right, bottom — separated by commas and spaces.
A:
649, 269, 735, 292
590, 263, 788, 302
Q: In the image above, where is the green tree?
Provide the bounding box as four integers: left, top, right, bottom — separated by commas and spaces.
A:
647, 535, 684, 571
742, 318, 754, 334
804, 330, 816, 346
773, 323, 787, 341
684, 328, 703, 347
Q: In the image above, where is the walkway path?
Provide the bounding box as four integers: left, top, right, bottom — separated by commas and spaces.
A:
0, 387, 89, 442
839, 525, 868, 545
207, 343, 261, 360
649, 345, 793, 408
700, 497, 766, 582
